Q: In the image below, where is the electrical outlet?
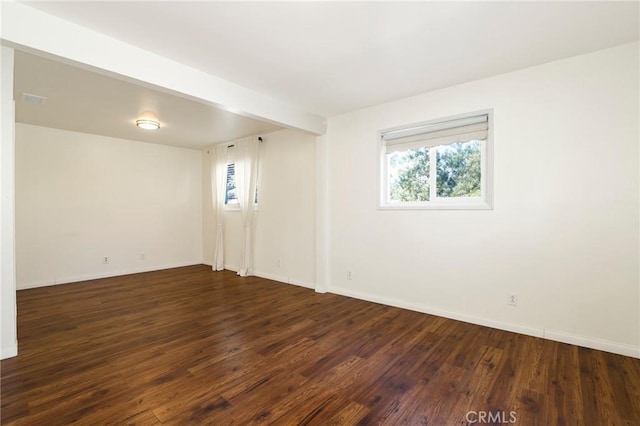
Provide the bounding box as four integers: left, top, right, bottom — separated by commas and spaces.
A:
347, 270, 353, 280
508, 293, 517, 306
277, 258, 282, 268
140, 253, 145, 261
103, 256, 109, 264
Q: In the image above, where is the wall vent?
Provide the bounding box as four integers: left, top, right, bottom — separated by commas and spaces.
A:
21, 93, 47, 105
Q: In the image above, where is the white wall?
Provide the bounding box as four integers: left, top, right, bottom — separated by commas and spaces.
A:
15, 124, 203, 288
325, 42, 640, 357
203, 128, 316, 287
1, 46, 17, 359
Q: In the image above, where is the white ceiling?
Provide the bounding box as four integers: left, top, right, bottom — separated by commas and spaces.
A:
13, 1, 640, 147
14, 51, 282, 149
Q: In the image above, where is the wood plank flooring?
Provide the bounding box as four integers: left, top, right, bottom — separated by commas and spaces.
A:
2, 265, 639, 425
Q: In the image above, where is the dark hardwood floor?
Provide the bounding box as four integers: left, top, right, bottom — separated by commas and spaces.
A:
1, 265, 639, 425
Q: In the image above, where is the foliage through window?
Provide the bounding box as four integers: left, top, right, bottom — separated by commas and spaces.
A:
380, 111, 492, 209
224, 161, 258, 206
225, 163, 237, 204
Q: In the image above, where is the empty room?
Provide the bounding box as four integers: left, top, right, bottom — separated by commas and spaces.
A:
1, 1, 639, 425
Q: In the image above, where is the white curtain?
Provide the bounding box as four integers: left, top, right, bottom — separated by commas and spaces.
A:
234, 136, 260, 277
210, 143, 228, 271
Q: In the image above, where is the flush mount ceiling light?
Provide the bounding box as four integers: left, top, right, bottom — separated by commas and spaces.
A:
136, 119, 160, 130
136, 111, 160, 130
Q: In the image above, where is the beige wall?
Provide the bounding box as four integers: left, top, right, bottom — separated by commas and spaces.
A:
324, 42, 640, 356
202, 128, 316, 288
15, 124, 203, 288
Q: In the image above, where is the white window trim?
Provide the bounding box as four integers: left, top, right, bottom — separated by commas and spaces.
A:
378, 109, 494, 210
224, 200, 259, 212
223, 164, 260, 213
224, 201, 241, 211
224, 148, 240, 210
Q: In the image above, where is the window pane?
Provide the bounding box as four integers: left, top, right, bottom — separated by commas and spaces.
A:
435, 140, 482, 198
387, 147, 430, 202
225, 163, 237, 204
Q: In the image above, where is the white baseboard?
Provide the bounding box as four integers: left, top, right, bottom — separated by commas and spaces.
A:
289, 278, 315, 289
202, 266, 317, 290
253, 270, 315, 290
254, 270, 287, 283
1, 343, 17, 360
203, 261, 227, 272
18, 261, 203, 290
543, 329, 640, 358
329, 285, 639, 359
225, 264, 239, 273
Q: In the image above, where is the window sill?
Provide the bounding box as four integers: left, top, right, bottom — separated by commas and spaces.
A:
378, 201, 492, 210
224, 204, 259, 212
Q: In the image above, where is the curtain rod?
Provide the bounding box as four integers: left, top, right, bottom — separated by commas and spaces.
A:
227, 136, 262, 148
206, 136, 263, 154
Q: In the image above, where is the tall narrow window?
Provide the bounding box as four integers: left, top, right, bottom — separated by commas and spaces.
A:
225, 162, 237, 205
224, 148, 258, 208
380, 111, 492, 209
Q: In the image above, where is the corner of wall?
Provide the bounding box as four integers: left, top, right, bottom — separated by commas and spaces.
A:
1, 46, 18, 360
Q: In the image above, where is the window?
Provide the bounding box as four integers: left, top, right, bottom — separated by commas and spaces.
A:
224, 158, 258, 208
225, 163, 238, 205
379, 110, 493, 209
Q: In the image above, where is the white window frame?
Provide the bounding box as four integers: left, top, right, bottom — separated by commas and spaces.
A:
223, 145, 260, 211
378, 109, 493, 210
223, 145, 239, 210
224, 162, 239, 209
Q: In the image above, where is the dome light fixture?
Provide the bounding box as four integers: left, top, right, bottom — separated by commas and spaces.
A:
136, 111, 160, 130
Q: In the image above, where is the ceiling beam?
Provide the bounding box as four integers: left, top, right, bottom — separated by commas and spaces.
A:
0, 1, 327, 135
